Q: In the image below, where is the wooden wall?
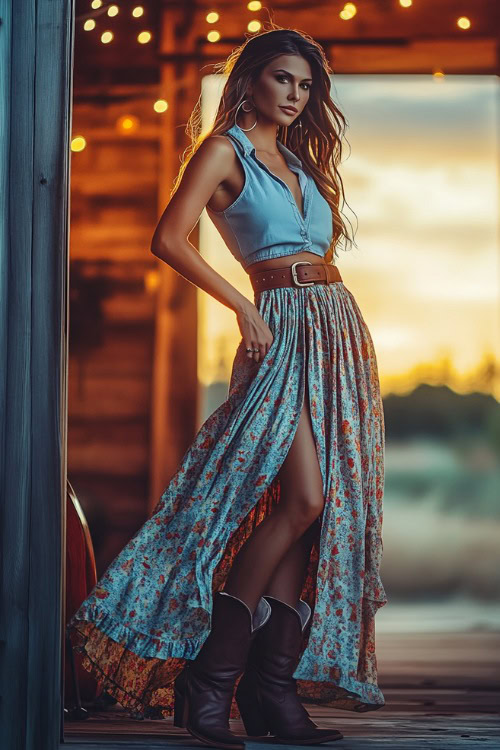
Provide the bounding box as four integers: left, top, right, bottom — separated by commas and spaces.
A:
67, 85, 161, 574
68, 52, 201, 571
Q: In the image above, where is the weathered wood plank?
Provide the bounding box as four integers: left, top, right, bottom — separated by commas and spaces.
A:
68, 419, 150, 475
29, 0, 74, 745
148, 5, 200, 512
62, 631, 500, 748
0, 3, 33, 749
0, 1, 74, 748
62, 708, 500, 749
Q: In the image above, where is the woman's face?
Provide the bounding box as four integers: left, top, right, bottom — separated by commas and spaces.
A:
249, 54, 312, 127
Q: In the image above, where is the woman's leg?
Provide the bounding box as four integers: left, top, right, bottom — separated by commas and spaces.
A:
263, 518, 320, 608
223, 382, 324, 615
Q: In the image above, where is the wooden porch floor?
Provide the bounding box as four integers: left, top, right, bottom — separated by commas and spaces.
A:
63, 632, 500, 749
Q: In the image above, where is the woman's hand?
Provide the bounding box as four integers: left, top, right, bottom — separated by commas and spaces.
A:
236, 300, 274, 363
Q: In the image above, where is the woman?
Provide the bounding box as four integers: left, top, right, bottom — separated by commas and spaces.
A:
68, 26, 388, 749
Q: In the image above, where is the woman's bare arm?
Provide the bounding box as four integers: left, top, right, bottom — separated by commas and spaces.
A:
150, 136, 247, 313
150, 136, 273, 362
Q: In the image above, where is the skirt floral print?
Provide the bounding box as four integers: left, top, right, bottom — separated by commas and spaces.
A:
68, 279, 388, 718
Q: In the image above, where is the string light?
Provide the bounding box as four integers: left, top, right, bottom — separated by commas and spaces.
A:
247, 19, 261, 32
154, 99, 169, 113
144, 269, 160, 294
116, 115, 140, 133
340, 3, 357, 20
71, 136, 86, 152
75, 0, 480, 165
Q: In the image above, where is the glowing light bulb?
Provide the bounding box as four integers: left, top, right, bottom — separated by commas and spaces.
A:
247, 1, 262, 9
247, 19, 261, 32
132, 6, 144, 17
117, 115, 140, 133
71, 136, 86, 152
340, 2, 357, 19
91, 0, 102, 8
83, 19, 96, 31
107, 4, 119, 17
154, 99, 169, 113
206, 12, 219, 23
101, 31, 113, 44
138, 30, 152, 43
457, 16, 471, 30
144, 269, 160, 293
399, 0, 412, 7
207, 30, 221, 42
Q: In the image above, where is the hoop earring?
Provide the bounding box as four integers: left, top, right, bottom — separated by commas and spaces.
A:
235, 98, 257, 131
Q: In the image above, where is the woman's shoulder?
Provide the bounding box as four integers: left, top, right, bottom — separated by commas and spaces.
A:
182, 133, 244, 192
186, 134, 239, 183
198, 133, 238, 160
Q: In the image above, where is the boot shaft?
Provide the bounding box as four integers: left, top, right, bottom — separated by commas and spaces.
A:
192, 591, 271, 677
250, 596, 311, 677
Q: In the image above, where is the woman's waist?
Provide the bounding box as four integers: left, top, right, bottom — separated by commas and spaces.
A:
245, 250, 329, 275
247, 252, 342, 293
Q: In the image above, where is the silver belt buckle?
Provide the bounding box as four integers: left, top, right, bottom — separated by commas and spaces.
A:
291, 261, 315, 287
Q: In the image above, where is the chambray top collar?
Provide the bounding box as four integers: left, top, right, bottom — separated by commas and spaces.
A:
208, 123, 333, 270
225, 123, 304, 170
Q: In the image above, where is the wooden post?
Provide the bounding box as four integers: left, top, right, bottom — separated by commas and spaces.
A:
0, 1, 73, 748
148, 6, 200, 510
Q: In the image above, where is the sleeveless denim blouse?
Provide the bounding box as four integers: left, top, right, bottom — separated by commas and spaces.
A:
205, 124, 333, 271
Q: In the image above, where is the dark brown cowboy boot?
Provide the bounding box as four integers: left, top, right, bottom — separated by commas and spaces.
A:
235, 595, 343, 744
173, 591, 271, 749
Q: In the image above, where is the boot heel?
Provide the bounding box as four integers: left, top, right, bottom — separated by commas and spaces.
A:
173, 687, 189, 728
173, 670, 189, 728
235, 677, 270, 737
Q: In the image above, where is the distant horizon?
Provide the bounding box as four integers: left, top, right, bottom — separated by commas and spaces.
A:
379, 351, 499, 400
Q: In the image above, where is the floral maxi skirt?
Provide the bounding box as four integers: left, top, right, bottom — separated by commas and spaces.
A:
68, 279, 388, 718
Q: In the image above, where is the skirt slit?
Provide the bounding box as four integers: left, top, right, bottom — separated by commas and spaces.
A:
68, 281, 388, 719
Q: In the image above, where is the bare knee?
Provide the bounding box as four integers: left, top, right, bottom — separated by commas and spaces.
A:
287, 493, 325, 536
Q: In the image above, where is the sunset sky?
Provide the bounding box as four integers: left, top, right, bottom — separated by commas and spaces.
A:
198, 74, 499, 399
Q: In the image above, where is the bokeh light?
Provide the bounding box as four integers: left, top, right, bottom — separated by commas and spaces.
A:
153, 99, 169, 113
70, 135, 86, 152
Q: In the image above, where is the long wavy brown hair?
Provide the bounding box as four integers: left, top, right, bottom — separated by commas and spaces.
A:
172, 24, 357, 263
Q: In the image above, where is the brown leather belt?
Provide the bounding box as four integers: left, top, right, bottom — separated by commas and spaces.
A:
249, 261, 343, 293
